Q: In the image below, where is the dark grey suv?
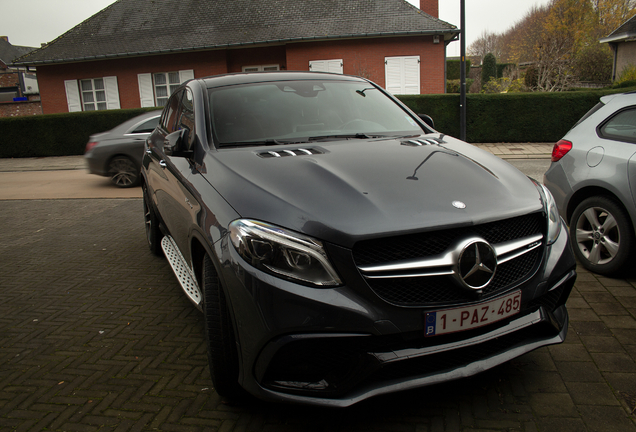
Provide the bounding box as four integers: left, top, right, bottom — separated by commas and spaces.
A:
141, 71, 576, 407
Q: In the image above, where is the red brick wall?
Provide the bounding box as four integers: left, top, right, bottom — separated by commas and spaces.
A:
37, 50, 230, 114
0, 71, 20, 88
37, 38, 446, 114
286, 37, 446, 94
227, 46, 287, 72
419, 0, 439, 17
0, 100, 43, 117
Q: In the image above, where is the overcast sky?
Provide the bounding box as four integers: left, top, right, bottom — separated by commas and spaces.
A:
2, 0, 552, 55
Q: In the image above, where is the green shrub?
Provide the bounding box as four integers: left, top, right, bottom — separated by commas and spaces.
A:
0, 108, 161, 158
446, 59, 472, 81
446, 79, 474, 93
481, 54, 497, 90
617, 65, 636, 84
496, 63, 516, 78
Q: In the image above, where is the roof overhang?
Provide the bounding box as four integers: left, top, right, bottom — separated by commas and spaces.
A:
600, 32, 636, 44
13, 29, 461, 67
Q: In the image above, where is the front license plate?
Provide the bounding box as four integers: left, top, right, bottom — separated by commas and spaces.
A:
424, 290, 521, 337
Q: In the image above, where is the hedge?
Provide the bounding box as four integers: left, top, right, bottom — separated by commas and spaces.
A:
446, 59, 471, 81
0, 107, 160, 158
397, 87, 636, 143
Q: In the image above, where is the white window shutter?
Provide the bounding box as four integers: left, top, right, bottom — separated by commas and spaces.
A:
403, 56, 420, 95
384, 56, 420, 95
103, 76, 121, 109
309, 60, 342, 74
138, 73, 155, 107
309, 60, 325, 72
64, 80, 81, 112
179, 70, 194, 83
385, 58, 403, 95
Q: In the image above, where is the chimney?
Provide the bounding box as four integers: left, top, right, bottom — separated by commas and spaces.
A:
0, 36, 8, 42
419, 0, 438, 18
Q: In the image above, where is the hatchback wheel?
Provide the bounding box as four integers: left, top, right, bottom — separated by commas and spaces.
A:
570, 196, 633, 275
108, 156, 139, 187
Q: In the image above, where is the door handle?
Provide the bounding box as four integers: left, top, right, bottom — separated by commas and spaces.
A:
159, 160, 167, 168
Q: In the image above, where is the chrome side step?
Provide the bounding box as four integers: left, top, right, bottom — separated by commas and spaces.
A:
161, 236, 202, 309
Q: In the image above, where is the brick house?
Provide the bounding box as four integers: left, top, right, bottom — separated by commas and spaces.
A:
13, 0, 458, 115
0, 37, 41, 117
601, 14, 636, 81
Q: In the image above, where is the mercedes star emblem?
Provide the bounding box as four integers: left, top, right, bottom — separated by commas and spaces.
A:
458, 240, 497, 290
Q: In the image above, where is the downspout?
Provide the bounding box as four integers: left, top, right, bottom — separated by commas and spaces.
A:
610, 42, 618, 82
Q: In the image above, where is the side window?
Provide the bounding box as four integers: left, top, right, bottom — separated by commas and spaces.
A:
177, 89, 195, 148
161, 90, 184, 133
131, 116, 160, 134
599, 108, 636, 143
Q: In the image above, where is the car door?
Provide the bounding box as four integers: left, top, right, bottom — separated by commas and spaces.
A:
146, 88, 200, 258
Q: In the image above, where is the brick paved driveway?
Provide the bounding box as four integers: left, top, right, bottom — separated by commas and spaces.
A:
1, 198, 635, 432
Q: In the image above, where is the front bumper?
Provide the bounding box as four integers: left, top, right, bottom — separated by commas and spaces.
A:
219, 220, 576, 407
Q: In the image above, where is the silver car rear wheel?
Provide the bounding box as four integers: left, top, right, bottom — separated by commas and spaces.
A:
108, 156, 139, 188
570, 196, 633, 275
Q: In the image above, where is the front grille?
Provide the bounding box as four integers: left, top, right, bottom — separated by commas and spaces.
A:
369, 248, 540, 306
352, 213, 545, 307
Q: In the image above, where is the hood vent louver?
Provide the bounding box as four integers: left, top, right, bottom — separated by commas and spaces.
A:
401, 138, 446, 147
258, 148, 322, 159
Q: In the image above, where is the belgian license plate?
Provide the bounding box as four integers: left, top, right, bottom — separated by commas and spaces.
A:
424, 290, 521, 337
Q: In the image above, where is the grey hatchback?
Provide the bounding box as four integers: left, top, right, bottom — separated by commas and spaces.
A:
544, 92, 636, 275
84, 110, 161, 187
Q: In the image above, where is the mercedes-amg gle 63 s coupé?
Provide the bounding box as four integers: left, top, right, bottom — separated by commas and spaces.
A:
141, 71, 576, 407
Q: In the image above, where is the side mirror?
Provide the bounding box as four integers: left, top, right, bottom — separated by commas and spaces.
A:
164, 129, 192, 157
417, 114, 435, 129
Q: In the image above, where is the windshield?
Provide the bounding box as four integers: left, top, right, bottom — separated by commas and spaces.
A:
208, 80, 424, 146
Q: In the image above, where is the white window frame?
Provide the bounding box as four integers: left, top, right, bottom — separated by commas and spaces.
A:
137, 70, 194, 108
64, 76, 120, 112
242, 64, 280, 72
385, 56, 420, 95
309, 59, 343, 74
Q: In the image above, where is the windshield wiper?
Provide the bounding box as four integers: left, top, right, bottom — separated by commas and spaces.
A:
308, 133, 381, 141
220, 138, 308, 147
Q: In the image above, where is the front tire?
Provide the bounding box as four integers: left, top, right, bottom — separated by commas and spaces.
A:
143, 185, 163, 257
201, 253, 244, 401
570, 196, 633, 276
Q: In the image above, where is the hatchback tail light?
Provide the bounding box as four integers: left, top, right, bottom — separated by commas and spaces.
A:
85, 141, 98, 154
551, 140, 572, 162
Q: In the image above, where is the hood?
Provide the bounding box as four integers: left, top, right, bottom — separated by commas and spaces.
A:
202, 136, 544, 248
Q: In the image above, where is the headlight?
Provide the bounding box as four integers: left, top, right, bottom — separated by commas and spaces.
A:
229, 219, 342, 287
536, 182, 561, 245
